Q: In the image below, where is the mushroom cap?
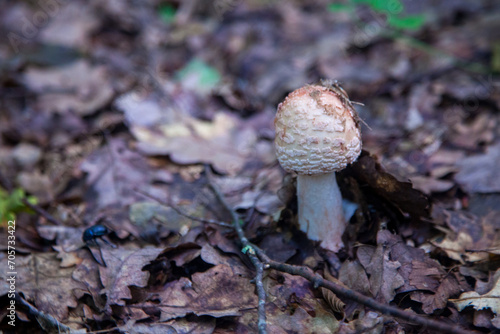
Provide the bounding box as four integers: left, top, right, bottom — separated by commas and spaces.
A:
274, 83, 362, 175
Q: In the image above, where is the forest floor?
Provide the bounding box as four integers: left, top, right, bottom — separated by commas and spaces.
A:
1, 0, 500, 333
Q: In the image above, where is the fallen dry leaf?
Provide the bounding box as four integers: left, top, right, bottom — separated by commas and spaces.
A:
39, 2, 99, 49
411, 272, 466, 314
132, 112, 256, 175
432, 209, 500, 263
448, 113, 496, 150
23, 60, 114, 115
357, 242, 405, 304
80, 138, 166, 210
408, 175, 454, 195
154, 264, 257, 320
0, 253, 86, 320
211, 168, 285, 217
455, 143, 500, 193
339, 259, 371, 297
16, 170, 53, 205
72, 257, 106, 310
145, 243, 205, 287
129, 201, 196, 235
321, 269, 346, 314
99, 246, 163, 310
37, 225, 85, 251
258, 233, 297, 263
53, 245, 82, 267
348, 151, 430, 218
377, 230, 468, 313
163, 316, 216, 334
116, 91, 274, 175
200, 244, 251, 276
120, 320, 177, 334
337, 310, 385, 334
451, 269, 500, 318
264, 304, 340, 334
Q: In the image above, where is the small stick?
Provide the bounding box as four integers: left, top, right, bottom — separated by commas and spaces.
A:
21, 200, 63, 226
204, 166, 252, 246
15, 293, 72, 333
133, 187, 233, 228
205, 166, 267, 334
248, 250, 267, 333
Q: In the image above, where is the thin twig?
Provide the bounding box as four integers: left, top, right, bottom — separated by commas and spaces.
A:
205, 166, 251, 245
205, 166, 267, 334
15, 293, 72, 333
249, 252, 267, 333
21, 200, 62, 225
203, 165, 474, 334
133, 187, 233, 228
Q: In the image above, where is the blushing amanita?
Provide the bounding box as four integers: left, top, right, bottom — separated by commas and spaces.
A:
274, 81, 362, 252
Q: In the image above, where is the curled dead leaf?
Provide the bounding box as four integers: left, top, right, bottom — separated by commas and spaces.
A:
320, 287, 346, 315
347, 151, 430, 218
320, 268, 346, 315
451, 269, 500, 316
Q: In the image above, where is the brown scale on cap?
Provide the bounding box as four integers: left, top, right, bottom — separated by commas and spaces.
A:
274, 82, 362, 175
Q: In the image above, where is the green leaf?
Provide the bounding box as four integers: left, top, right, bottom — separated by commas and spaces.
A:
383, 0, 403, 14
349, 0, 404, 14
27, 195, 38, 205
8, 188, 25, 210
492, 42, 500, 73
369, 0, 387, 11
176, 58, 221, 92
327, 3, 354, 12
5, 212, 16, 222
0, 187, 38, 224
359, 0, 401, 13
387, 14, 425, 30
158, 4, 176, 24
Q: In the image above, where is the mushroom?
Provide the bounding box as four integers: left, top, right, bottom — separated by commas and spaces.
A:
274, 81, 362, 252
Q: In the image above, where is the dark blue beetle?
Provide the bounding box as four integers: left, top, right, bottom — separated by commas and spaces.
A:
82, 225, 112, 246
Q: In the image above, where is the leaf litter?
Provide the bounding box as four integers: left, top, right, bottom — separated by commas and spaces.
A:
1, 0, 500, 333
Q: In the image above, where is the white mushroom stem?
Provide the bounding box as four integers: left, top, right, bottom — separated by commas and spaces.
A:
296, 172, 346, 252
